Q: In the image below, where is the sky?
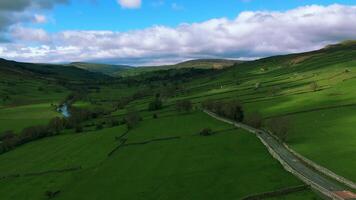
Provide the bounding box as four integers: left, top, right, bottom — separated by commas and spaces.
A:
0, 0, 356, 65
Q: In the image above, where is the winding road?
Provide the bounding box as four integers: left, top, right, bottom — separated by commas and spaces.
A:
204, 110, 356, 200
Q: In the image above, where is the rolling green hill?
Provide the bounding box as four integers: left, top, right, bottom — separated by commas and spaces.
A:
71, 62, 132, 76
116, 59, 242, 77
0, 59, 110, 82
1, 41, 356, 199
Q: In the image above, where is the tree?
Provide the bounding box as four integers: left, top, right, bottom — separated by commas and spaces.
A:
222, 100, 244, 122
176, 100, 193, 112
267, 117, 292, 142
48, 117, 64, 135
125, 110, 141, 130
148, 98, 163, 111
244, 112, 263, 128
202, 99, 244, 122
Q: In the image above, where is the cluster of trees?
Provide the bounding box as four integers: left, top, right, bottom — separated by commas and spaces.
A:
148, 95, 163, 111
244, 112, 263, 128
266, 117, 292, 142
0, 124, 56, 155
0, 106, 110, 155
124, 109, 142, 130
175, 100, 193, 112
202, 99, 244, 122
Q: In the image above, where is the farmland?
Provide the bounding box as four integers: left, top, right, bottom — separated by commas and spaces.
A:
1, 41, 356, 199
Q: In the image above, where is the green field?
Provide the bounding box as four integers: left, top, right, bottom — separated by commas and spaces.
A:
0, 111, 318, 200
1, 41, 356, 199
0, 103, 61, 134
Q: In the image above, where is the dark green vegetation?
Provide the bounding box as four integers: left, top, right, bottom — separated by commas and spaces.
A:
116, 59, 242, 77
2, 41, 356, 199
71, 62, 132, 76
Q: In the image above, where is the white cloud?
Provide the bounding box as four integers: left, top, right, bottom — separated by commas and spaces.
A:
117, 0, 141, 9
1, 4, 356, 65
33, 14, 47, 23
11, 27, 50, 43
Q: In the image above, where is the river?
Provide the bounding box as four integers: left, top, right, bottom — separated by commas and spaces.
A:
58, 104, 70, 118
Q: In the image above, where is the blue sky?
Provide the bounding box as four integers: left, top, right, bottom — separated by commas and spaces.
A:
40, 0, 356, 32
0, 0, 356, 65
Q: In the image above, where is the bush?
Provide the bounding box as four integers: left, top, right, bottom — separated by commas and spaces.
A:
148, 98, 163, 111
199, 128, 213, 136
125, 110, 141, 130
176, 100, 193, 112
0, 130, 16, 141
153, 113, 158, 119
20, 125, 50, 143
75, 125, 83, 133
107, 118, 120, 127
47, 117, 64, 135
244, 112, 263, 128
310, 81, 319, 92
96, 123, 104, 130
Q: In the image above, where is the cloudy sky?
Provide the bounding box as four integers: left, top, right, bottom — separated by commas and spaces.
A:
0, 0, 355, 66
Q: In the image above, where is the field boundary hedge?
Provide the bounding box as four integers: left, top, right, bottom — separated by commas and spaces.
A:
264, 103, 356, 119
241, 184, 309, 200
123, 136, 181, 147
0, 166, 82, 180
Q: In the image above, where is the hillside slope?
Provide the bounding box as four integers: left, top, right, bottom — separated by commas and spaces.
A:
0, 58, 110, 82
71, 62, 132, 76
116, 59, 242, 77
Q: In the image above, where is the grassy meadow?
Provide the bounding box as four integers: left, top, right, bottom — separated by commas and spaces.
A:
0, 109, 319, 200
1, 42, 356, 199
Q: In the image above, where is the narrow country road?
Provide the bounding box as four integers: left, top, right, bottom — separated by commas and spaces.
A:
204, 110, 356, 200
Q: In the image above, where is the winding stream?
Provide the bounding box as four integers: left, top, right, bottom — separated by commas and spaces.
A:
58, 104, 70, 118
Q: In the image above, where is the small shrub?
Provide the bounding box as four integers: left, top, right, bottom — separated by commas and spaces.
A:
310, 81, 319, 92
153, 113, 158, 119
199, 128, 213, 136
75, 125, 83, 133
176, 100, 193, 112
148, 98, 163, 111
255, 82, 261, 90
96, 123, 103, 130
45, 190, 60, 199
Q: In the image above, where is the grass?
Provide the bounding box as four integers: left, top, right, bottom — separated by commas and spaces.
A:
0, 103, 61, 134
57, 111, 306, 200
0, 111, 313, 200
2, 41, 356, 199
280, 106, 356, 182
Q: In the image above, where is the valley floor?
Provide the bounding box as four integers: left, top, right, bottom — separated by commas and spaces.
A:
0, 110, 319, 200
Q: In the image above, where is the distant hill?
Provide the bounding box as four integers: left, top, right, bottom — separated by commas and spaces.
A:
116, 59, 243, 77
71, 62, 132, 76
0, 58, 110, 82
0, 58, 113, 106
